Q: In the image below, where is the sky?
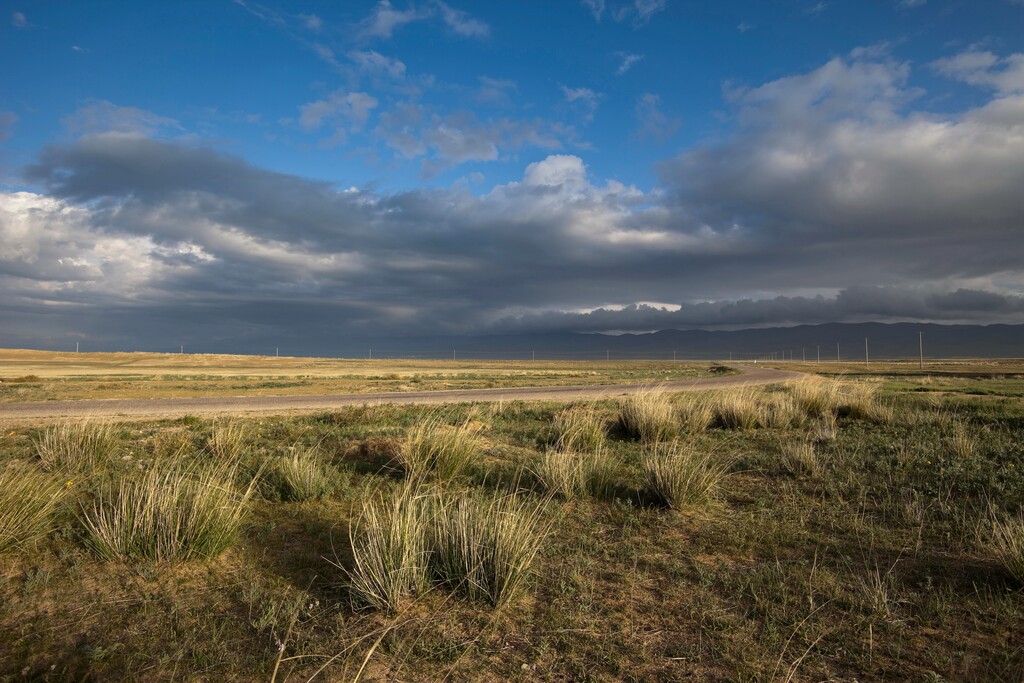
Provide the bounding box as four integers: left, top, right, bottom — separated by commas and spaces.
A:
1, 0, 1023, 352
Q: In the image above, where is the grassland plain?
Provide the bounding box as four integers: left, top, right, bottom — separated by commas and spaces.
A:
0, 370, 1023, 681
0, 350, 718, 403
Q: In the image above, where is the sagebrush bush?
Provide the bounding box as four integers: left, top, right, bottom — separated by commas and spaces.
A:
399, 415, 481, 480
264, 446, 339, 501
553, 405, 606, 452
0, 464, 68, 552
643, 442, 729, 509
35, 422, 119, 472
82, 459, 256, 561
619, 387, 679, 443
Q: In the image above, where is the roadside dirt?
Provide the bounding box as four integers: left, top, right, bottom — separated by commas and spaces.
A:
0, 364, 803, 425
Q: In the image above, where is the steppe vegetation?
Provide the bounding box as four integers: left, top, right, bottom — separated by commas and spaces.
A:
1, 370, 1023, 681
0, 349, 716, 402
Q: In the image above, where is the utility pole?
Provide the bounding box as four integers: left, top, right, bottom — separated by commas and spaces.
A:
729, 351, 732, 362
918, 331, 924, 370
673, 350, 676, 362
76, 342, 79, 353
817, 345, 820, 363
276, 347, 279, 357
865, 338, 869, 366
180, 345, 184, 354
836, 342, 840, 362
802, 347, 805, 362
369, 348, 372, 360
453, 349, 456, 361
532, 350, 535, 361
606, 350, 610, 361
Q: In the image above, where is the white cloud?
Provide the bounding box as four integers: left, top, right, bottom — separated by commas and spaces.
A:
582, 0, 605, 20
359, 0, 426, 39
299, 13, 322, 31
11, 11, 28, 28
298, 91, 379, 137
561, 86, 602, 122
932, 50, 1024, 94
615, 52, 643, 75
635, 93, 681, 141
435, 1, 489, 37
62, 101, 181, 136
896, 0, 926, 7
476, 77, 517, 107
348, 50, 407, 79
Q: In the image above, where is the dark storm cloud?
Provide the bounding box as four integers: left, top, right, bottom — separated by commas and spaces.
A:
491, 287, 1024, 333
4, 49, 1024, 347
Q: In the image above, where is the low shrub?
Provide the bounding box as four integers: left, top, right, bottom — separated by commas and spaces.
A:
35, 422, 119, 472
643, 442, 730, 509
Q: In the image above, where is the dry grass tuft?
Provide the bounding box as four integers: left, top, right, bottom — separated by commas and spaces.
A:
35, 422, 119, 473
779, 440, 822, 478
207, 422, 249, 462
344, 486, 430, 612
398, 415, 482, 480
677, 394, 716, 433
0, 464, 68, 552
427, 491, 551, 606
947, 420, 978, 460
991, 513, 1024, 585
265, 445, 339, 501
712, 387, 761, 430
618, 387, 679, 443
841, 384, 893, 424
790, 378, 843, 418
553, 404, 607, 452
82, 459, 256, 562
759, 394, 804, 429
533, 448, 619, 500
642, 441, 730, 509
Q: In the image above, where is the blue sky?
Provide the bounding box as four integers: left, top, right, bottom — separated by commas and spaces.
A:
1, 1, 1023, 351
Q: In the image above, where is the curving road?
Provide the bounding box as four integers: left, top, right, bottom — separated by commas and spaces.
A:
0, 364, 803, 424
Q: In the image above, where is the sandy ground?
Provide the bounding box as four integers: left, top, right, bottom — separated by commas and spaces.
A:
0, 364, 802, 424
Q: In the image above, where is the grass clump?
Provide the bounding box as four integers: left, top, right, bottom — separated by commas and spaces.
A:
991, 513, 1024, 585
642, 442, 729, 509
618, 387, 679, 443
81, 460, 256, 562
345, 487, 430, 612
840, 384, 894, 424
207, 422, 248, 461
712, 388, 761, 430
533, 449, 619, 500
677, 394, 716, 433
398, 415, 482, 480
427, 492, 550, 607
264, 446, 340, 502
0, 465, 68, 552
779, 440, 821, 478
790, 378, 843, 418
34, 422, 119, 472
758, 394, 804, 429
552, 404, 606, 452
948, 420, 978, 459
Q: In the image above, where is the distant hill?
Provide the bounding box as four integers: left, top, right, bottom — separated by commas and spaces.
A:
318, 322, 1024, 360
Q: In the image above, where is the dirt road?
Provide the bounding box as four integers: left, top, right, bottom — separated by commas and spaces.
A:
0, 364, 802, 424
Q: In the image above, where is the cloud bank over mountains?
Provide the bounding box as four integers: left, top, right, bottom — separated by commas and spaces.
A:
2, 48, 1023, 348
